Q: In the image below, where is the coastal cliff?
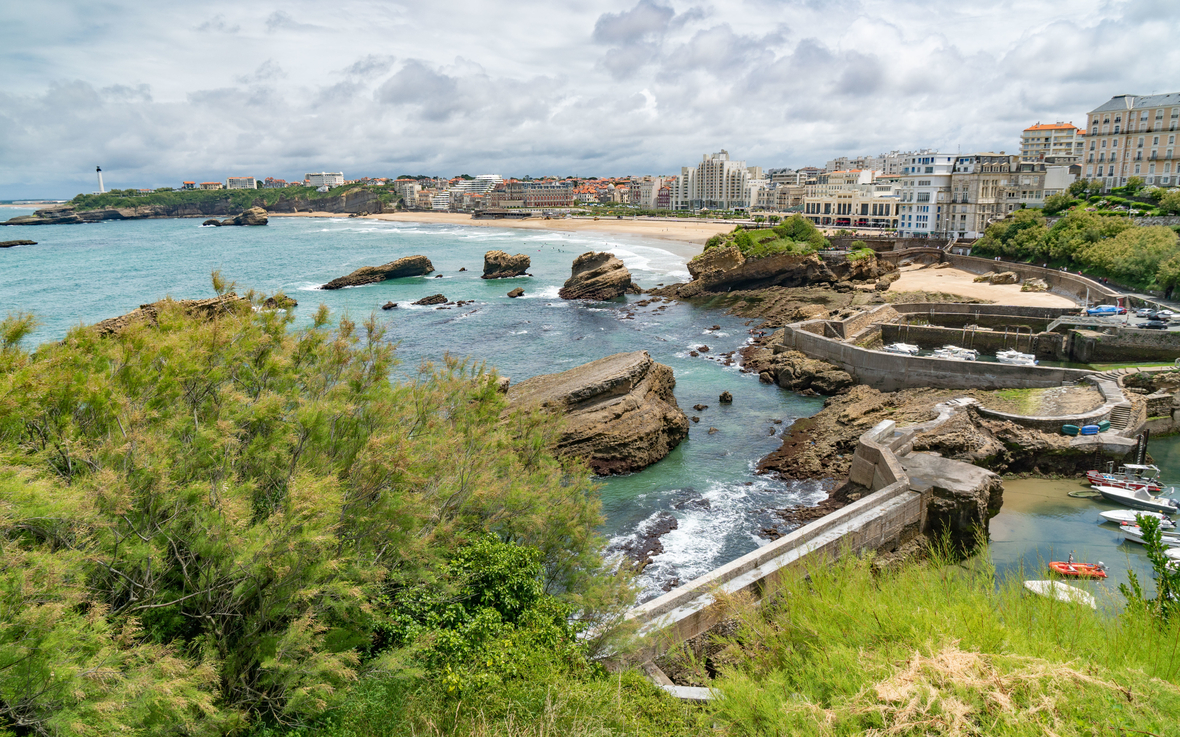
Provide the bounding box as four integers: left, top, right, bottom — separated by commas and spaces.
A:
506, 351, 689, 475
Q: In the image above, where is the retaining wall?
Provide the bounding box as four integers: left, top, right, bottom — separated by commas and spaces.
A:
784, 321, 1094, 391
1069, 328, 1180, 363
971, 378, 1124, 433
891, 304, 1080, 319
880, 324, 1066, 361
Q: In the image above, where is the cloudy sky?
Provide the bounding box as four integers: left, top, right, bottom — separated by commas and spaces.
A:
2, 0, 1177, 198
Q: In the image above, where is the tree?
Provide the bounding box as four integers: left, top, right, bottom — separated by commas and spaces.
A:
973, 208, 1049, 260
1042, 192, 1074, 215
768, 215, 781, 225
1126, 176, 1146, 195
1158, 190, 1180, 215
1067, 179, 1091, 197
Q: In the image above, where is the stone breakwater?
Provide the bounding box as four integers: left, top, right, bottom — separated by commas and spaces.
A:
505, 350, 689, 475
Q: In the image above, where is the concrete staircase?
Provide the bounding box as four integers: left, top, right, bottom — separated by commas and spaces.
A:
1108, 403, 1134, 430
1088, 365, 1176, 385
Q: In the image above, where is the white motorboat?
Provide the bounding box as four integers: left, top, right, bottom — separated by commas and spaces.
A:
1094, 484, 1180, 514
1023, 580, 1096, 609
884, 342, 920, 355
1119, 525, 1180, 547
1167, 548, 1180, 561
996, 349, 1037, 366
1099, 509, 1175, 528
933, 345, 978, 361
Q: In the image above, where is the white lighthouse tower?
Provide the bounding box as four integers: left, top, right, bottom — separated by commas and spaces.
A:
96, 166, 105, 194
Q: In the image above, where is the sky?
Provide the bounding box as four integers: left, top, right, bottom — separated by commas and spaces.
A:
1, 0, 1178, 198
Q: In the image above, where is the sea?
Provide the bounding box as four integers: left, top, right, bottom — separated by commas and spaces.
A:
0, 210, 826, 600
4, 209, 1175, 605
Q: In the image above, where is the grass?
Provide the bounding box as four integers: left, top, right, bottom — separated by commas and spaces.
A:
990, 387, 1043, 415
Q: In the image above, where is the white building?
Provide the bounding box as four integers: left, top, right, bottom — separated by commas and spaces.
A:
896, 153, 955, 237
446, 174, 503, 209
1020, 122, 1084, 163
670, 150, 763, 211
306, 172, 345, 188
226, 176, 257, 190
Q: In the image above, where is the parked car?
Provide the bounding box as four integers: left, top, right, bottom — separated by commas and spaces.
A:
1086, 305, 1126, 316
1142, 319, 1170, 330
1157, 309, 1177, 319
1136, 307, 1156, 318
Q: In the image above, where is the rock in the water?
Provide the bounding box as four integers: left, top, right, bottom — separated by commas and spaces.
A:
202, 219, 222, 226
219, 207, 268, 226
719, 391, 733, 404
558, 251, 638, 301
507, 287, 525, 298
505, 350, 689, 475
764, 350, 855, 396
1021, 278, 1049, 292
459, 267, 466, 272
0, 240, 36, 248
482, 250, 531, 279
381, 301, 397, 310
693, 404, 708, 411
413, 294, 447, 306
708, 427, 719, 434
91, 294, 248, 337
676, 248, 897, 298
321, 255, 434, 289
263, 294, 297, 309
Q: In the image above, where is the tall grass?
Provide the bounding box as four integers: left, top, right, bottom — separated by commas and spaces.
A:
702, 547, 1180, 734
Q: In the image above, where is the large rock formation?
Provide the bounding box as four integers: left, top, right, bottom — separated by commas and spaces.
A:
506, 351, 689, 475
91, 294, 249, 337
741, 330, 854, 396
676, 249, 896, 299
482, 250, 530, 279
899, 452, 1004, 550
0, 240, 36, 248
558, 252, 639, 300
321, 255, 434, 289
219, 207, 268, 226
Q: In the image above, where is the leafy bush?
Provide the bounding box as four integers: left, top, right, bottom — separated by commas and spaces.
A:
846, 247, 875, 262
0, 281, 622, 733
1159, 190, 1180, 216
1042, 193, 1075, 215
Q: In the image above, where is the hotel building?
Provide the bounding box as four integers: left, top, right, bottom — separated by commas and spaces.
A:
1084, 93, 1180, 188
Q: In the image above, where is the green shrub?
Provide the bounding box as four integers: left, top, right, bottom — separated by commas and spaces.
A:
1042, 192, 1075, 215
846, 247, 875, 262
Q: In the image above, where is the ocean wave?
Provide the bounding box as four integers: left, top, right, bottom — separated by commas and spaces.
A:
520, 285, 561, 299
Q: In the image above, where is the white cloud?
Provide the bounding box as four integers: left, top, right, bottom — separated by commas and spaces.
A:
0, 0, 1178, 197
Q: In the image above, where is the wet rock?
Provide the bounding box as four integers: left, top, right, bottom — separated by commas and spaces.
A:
708, 427, 719, 434
0, 240, 37, 248
202, 219, 222, 226
691, 416, 700, 423
719, 391, 733, 404
698, 345, 710, 352
322, 255, 434, 289
558, 251, 640, 300
482, 250, 531, 279
381, 301, 397, 310
434, 274, 444, 278
692, 404, 708, 411
759, 372, 774, 384
610, 512, 678, 572
218, 207, 269, 226
505, 351, 689, 475
507, 287, 524, 298
413, 294, 447, 306
672, 496, 711, 511
459, 267, 466, 272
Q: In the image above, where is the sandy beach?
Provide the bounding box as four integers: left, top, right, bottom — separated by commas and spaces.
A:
271, 211, 730, 260
891, 264, 1076, 307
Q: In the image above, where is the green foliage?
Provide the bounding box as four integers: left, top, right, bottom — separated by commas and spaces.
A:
0, 284, 622, 733
1041, 192, 1075, 215
1119, 515, 1180, 620
772, 213, 829, 250
1159, 189, 1180, 215
703, 234, 723, 250
1067, 178, 1092, 197
700, 549, 1180, 735
66, 185, 389, 214
846, 247, 875, 262
1126, 175, 1146, 194
972, 208, 1050, 260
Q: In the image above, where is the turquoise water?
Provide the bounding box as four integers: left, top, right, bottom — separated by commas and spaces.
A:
0, 211, 826, 598
989, 435, 1180, 608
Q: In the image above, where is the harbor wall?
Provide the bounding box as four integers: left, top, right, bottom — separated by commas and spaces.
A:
943, 254, 1121, 304
1069, 328, 1180, 363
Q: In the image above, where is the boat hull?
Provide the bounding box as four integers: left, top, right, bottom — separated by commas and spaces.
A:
1048, 562, 1107, 579
1095, 486, 1177, 514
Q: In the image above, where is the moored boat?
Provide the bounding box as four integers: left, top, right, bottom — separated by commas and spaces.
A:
932, 345, 978, 361
1099, 509, 1175, 528
1048, 561, 1107, 579
1087, 464, 1164, 493
1119, 524, 1180, 547
996, 349, 1037, 366
1023, 580, 1096, 609
884, 342, 920, 355
1096, 484, 1179, 514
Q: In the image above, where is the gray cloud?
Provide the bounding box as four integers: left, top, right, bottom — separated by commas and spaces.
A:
1, 0, 1178, 198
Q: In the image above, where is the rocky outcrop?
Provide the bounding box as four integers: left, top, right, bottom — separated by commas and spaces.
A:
898, 452, 1003, 550
91, 294, 249, 337
558, 252, 639, 301
1021, 278, 1049, 292
262, 295, 297, 309
220, 207, 268, 226
482, 250, 531, 279
321, 255, 434, 289
202, 219, 222, 226
973, 271, 1019, 285
412, 294, 447, 306
741, 331, 854, 396
505, 351, 689, 475
676, 250, 897, 299
0, 240, 37, 247
507, 288, 524, 298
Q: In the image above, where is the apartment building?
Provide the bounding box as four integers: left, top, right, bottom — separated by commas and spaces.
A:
945, 155, 1078, 238
200, 182, 224, 190
801, 171, 899, 228
896, 153, 955, 237
670, 150, 763, 211
1020, 123, 1084, 163
226, 176, 257, 190
397, 181, 422, 204
306, 172, 345, 188
263, 177, 288, 189
181, 181, 196, 190
1084, 93, 1180, 188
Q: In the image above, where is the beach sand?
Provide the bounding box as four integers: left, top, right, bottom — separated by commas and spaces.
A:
891, 264, 1076, 307
271, 211, 728, 261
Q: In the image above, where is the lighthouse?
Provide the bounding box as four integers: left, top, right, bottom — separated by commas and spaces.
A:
96, 166, 105, 194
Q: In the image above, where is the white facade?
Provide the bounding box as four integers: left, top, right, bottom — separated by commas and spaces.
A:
670, 150, 762, 211
226, 176, 257, 190
306, 172, 345, 188
1020, 123, 1084, 162
897, 153, 954, 237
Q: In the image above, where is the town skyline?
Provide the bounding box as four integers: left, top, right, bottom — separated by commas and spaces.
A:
2, 0, 1177, 199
